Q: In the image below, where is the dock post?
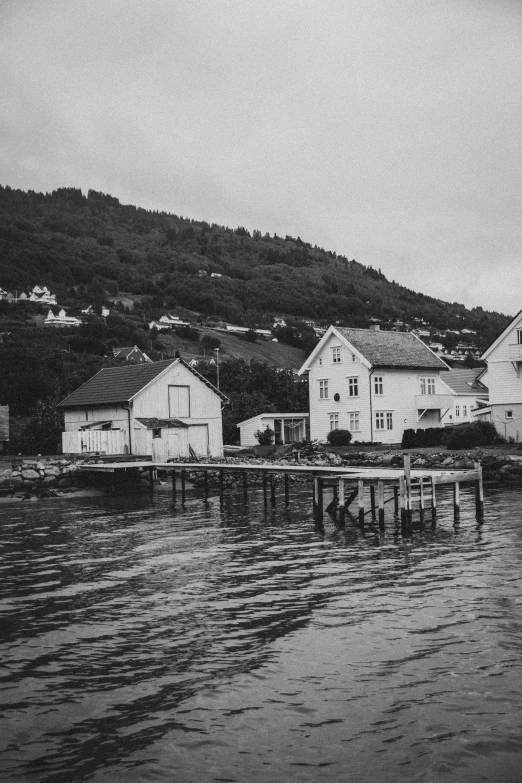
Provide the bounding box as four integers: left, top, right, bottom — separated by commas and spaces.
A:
149, 467, 154, 493
172, 470, 176, 502
317, 478, 324, 520
243, 471, 248, 503
404, 454, 412, 530
474, 462, 484, 522
219, 469, 224, 504
181, 469, 186, 504
270, 474, 276, 506
338, 478, 345, 510
431, 476, 437, 526
313, 477, 318, 512
370, 485, 376, 519
393, 486, 399, 513
378, 480, 385, 531
453, 481, 460, 523
399, 476, 407, 533
204, 470, 208, 501
358, 479, 365, 527
284, 473, 290, 504
263, 471, 268, 505
419, 477, 425, 527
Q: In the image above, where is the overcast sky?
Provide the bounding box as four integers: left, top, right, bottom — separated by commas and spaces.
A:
1, 0, 521, 316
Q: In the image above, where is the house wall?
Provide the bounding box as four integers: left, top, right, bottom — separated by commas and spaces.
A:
307, 332, 448, 444
443, 394, 487, 426
484, 314, 522, 407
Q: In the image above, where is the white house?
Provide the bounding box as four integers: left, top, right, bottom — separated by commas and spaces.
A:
481, 310, 522, 440
44, 309, 82, 327
237, 413, 309, 447
112, 346, 152, 363
58, 358, 228, 459
440, 368, 489, 426
298, 325, 451, 444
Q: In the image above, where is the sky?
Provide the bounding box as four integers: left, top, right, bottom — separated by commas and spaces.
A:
1, 0, 521, 316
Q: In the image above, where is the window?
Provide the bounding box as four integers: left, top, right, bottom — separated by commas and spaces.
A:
420, 377, 435, 395
319, 379, 329, 399
506, 410, 513, 420
152, 428, 162, 439
374, 376, 383, 395
348, 377, 359, 397
375, 412, 393, 430
463, 405, 467, 416
332, 346, 341, 363
455, 405, 460, 417
319, 357, 322, 365
329, 413, 339, 430
518, 330, 522, 345
349, 412, 360, 431
352, 354, 356, 362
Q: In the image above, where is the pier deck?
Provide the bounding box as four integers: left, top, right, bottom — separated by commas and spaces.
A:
80, 456, 484, 531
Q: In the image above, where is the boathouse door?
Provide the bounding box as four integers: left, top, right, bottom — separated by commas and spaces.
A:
188, 424, 209, 456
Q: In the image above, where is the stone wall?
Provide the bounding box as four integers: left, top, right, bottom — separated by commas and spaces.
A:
0, 457, 87, 498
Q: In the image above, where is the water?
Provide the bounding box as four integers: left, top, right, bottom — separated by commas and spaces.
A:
1, 481, 522, 782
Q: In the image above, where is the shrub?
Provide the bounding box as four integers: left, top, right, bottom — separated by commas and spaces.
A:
446, 420, 504, 450
256, 426, 274, 445
326, 429, 353, 446
201, 334, 221, 351
401, 429, 417, 449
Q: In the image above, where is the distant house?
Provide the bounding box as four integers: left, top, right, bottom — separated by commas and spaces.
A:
58, 358, 228, 459
237, 413, 309, 447
298, 325, 451, 444
159, 314, 190, 327
112, 346, 152, 363
440, 368, 489, 426
29, 286, 57, 305
0, 287, 7, 300
481, 310, 522, 440
81, 305, 110, 317
44, 309, 82, 327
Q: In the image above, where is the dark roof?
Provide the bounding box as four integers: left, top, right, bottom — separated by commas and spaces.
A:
57, 357, 228, 409
57, 360, 176, 408
336, 327, 449, 370
443, 368, 488, 395
136, 417, 188, 428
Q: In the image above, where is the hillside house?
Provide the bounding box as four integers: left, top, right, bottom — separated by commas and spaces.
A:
440, 368, 489, 426
112, 346, 152, 363
237, 413, 309, 447
298, 325, 451, 444
44, 309, 82, 327
29, 286, 57, 305
481, 310, 522, 440
58, 358, 227, 459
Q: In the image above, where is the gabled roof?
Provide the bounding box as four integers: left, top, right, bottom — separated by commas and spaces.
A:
442, 368, 488, 395
481, 309, 521, 361
299, 326, 448, 373
57, 357, 228, 409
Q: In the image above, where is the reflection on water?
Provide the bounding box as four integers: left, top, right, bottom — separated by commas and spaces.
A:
1, 482, 522, 782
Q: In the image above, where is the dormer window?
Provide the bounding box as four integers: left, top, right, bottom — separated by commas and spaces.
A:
332, 346, 341, 363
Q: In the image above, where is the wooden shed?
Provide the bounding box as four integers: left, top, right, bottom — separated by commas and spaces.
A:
58, 358, 227, 459
237, 413, 309, 447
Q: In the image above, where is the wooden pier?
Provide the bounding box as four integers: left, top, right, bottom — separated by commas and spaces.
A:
80, 454, 484, 532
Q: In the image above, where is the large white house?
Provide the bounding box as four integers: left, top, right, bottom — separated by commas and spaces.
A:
58, 358, 227, 459
298, 325, 451, 444
481, 310, 522, 440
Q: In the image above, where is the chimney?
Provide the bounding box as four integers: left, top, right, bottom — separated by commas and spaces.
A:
369, 324, 380, 331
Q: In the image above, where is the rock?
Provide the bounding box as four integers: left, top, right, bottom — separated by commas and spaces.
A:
42, 475, 57, 486
57, 476, 73, 488
44, 466, 61, 477
441, 457, 454, 467
413, 458, 428, 467
21, 468, 40, 481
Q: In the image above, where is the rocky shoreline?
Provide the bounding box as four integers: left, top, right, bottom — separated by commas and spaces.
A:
2, 445, 522, 500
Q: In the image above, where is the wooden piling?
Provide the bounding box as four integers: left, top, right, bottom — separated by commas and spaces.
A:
358, 479, 365, 526
149, 466, 154, 493
453, 481, 460, 523
172, 470, 176, 502
370, 485, 376, 518
181, 469, 186, 503
393, 486, 399, 513
263, 471, 268, 505
378, 480, 385, 530
243, 471, 248, 502
419, 477, 425, 526
317, 477, 324, 520
270, 474, 276, 506
338, 478, 345, 510
284, 473, 290, 504
399, 476, 407, 533
204, 470, 208, 501
404, 454, 412, 529
431, 475, 437, 525
474, 462, 484, 521
219, 468, 224, 504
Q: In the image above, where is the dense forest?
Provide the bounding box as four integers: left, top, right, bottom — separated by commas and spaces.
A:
0, 184, 512, 451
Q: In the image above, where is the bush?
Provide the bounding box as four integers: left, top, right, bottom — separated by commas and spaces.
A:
201, 334, 221, 351
256, 426, 274, 445
326, 429, 353, 446
446, 420, 504, 450
401, 427, 449, 449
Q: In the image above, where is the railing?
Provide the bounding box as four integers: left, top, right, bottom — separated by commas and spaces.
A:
62, 430, 125, 455
415, 394, 454, 410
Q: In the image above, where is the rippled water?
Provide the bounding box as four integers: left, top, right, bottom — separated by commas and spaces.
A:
1, 480, 522, 782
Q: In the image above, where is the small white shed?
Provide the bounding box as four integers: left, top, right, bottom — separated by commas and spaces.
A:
237, 413, 309, 447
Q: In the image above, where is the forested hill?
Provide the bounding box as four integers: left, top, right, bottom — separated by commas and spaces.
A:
0, 185, 510, 344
